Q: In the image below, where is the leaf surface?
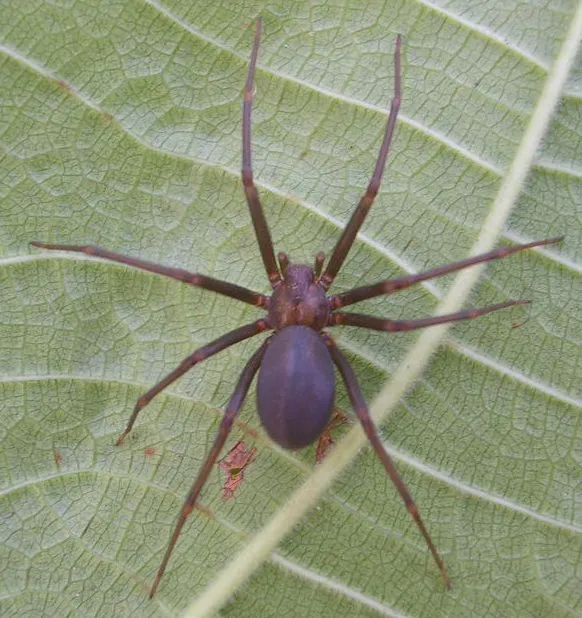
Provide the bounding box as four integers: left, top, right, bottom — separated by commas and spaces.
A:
0, 1, 580, 617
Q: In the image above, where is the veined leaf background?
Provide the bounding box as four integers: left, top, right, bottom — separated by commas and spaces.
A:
0, 1, 580, 616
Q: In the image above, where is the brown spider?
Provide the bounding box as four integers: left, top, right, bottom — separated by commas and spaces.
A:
32, 19, 562, 597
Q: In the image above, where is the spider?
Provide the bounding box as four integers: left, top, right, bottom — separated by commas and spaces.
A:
32, 19, 562, 597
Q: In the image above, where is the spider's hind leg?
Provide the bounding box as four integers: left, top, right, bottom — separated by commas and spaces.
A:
323, 333, 452, 589
148, 339, 269, 598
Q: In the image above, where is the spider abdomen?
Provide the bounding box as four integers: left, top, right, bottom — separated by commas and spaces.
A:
257, 325, 335, 449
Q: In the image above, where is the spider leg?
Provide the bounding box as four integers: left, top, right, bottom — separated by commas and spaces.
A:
149, 339, 268, 598
329, 299, 529, 331
31, 243, 269, 308
242, 19, 281, 287
116, 319, 269, 445
320, 35, 402, 290
323, 333, 452, 589
278, 251, 290, 278
313, 251, 325, 278
329, 236, 563, 309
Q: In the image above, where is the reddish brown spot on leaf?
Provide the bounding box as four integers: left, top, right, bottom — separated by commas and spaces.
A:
316, 410, 350, 463
235, 420, 259, 439
194, 502, 214, 519
218, 440, 257, 500
54, 450, 63, 465
56, 79, 73, 93
144, 446, 156, 457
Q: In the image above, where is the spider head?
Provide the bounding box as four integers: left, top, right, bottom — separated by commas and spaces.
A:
268, 264, 329, 331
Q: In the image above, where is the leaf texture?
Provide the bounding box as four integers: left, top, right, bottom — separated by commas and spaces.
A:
0, 1, 580, 617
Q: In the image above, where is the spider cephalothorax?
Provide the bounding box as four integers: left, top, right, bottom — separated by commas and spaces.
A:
268, 264, 330, 330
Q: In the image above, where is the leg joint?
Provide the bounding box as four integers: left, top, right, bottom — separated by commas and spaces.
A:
242, 168, 253, 186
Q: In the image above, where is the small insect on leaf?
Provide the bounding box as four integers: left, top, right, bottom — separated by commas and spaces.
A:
218, 440, 258, 500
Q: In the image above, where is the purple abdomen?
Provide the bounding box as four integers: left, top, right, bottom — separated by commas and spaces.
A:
257, 326, 335, 449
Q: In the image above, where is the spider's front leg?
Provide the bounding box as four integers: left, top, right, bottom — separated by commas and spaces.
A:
320, 35, 402, 290
241, 19, 281, 287
30, 242, 269, 308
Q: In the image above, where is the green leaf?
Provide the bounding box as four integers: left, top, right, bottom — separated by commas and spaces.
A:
1, 2, 580, 618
